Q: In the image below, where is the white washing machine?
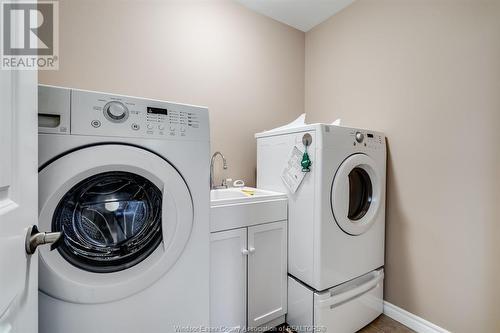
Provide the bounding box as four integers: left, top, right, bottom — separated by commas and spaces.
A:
37, 85, 210, 333
256, 123, 386, 333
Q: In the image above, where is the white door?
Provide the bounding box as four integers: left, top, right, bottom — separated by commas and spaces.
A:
210, 228, 247, 332
0, 67, 39, 330
248, 221, 287, 328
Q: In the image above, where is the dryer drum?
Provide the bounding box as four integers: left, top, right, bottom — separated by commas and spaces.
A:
52, 171, 163, 273
347, 167, 373, 221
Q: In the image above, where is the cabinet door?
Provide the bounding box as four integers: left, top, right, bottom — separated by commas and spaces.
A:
210, 228, 247, 332
247, 221, 287, 328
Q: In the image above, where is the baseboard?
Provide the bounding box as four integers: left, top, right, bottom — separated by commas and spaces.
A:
383, 301, 451, 333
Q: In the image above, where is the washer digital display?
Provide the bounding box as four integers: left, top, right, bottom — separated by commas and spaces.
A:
147, 107, 168, 115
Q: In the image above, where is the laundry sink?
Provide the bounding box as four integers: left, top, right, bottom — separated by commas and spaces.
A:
210, 187, 287, 232
210, 187, 283, 204
210, 188, 248, 201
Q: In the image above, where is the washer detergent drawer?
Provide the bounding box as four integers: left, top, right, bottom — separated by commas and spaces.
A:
314, 269, 384, 333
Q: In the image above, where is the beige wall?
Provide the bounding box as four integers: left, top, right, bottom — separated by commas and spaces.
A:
39, 0, 304, 186
305, 1, 500, 332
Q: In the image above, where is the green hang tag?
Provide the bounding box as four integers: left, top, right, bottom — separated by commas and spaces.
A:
301, 151, 311, 172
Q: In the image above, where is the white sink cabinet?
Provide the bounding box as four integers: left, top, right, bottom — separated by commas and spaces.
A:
210, 188, 288, 331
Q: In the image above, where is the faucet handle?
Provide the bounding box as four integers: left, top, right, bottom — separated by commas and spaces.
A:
222, 178, 232, 188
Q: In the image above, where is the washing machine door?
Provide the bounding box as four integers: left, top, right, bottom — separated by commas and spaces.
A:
331, 153, 382, 236
38, 144, 193, 303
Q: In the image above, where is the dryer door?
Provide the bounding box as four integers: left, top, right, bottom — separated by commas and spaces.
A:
38, 144, 193, 303
331, 153, 382, 235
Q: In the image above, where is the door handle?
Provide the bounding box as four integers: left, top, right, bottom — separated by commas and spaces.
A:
25, 225, 63, 255
241, 249, 249, 255
248, 247, 256, 254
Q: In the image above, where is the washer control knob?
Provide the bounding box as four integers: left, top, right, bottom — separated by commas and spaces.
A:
355, 132, 364, 143
103, 101, 129, 122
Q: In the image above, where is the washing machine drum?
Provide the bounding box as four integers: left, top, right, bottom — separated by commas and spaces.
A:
331, 153, 382, 236
53, 171, 163, 273
38, 144, 193, 304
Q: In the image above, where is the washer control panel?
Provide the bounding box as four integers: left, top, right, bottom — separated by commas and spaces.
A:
70, 89, 208, 141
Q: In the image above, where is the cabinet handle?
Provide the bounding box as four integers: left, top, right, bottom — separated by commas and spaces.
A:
248, 247, 256, 254
241, 249, 249, 255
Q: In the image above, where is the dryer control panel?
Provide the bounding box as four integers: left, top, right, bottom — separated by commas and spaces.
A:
322, 125, 385, 151
38, 85, 209, 141
349, 130, 384, 150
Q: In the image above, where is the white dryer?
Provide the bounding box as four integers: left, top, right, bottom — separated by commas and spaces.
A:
37, 85, 210, 333
256, 123, 386, 332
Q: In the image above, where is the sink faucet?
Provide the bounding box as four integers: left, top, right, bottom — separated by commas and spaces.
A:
210, 151, 228, 189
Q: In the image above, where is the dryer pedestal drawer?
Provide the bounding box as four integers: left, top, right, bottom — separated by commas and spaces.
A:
287, 269, 384, 333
